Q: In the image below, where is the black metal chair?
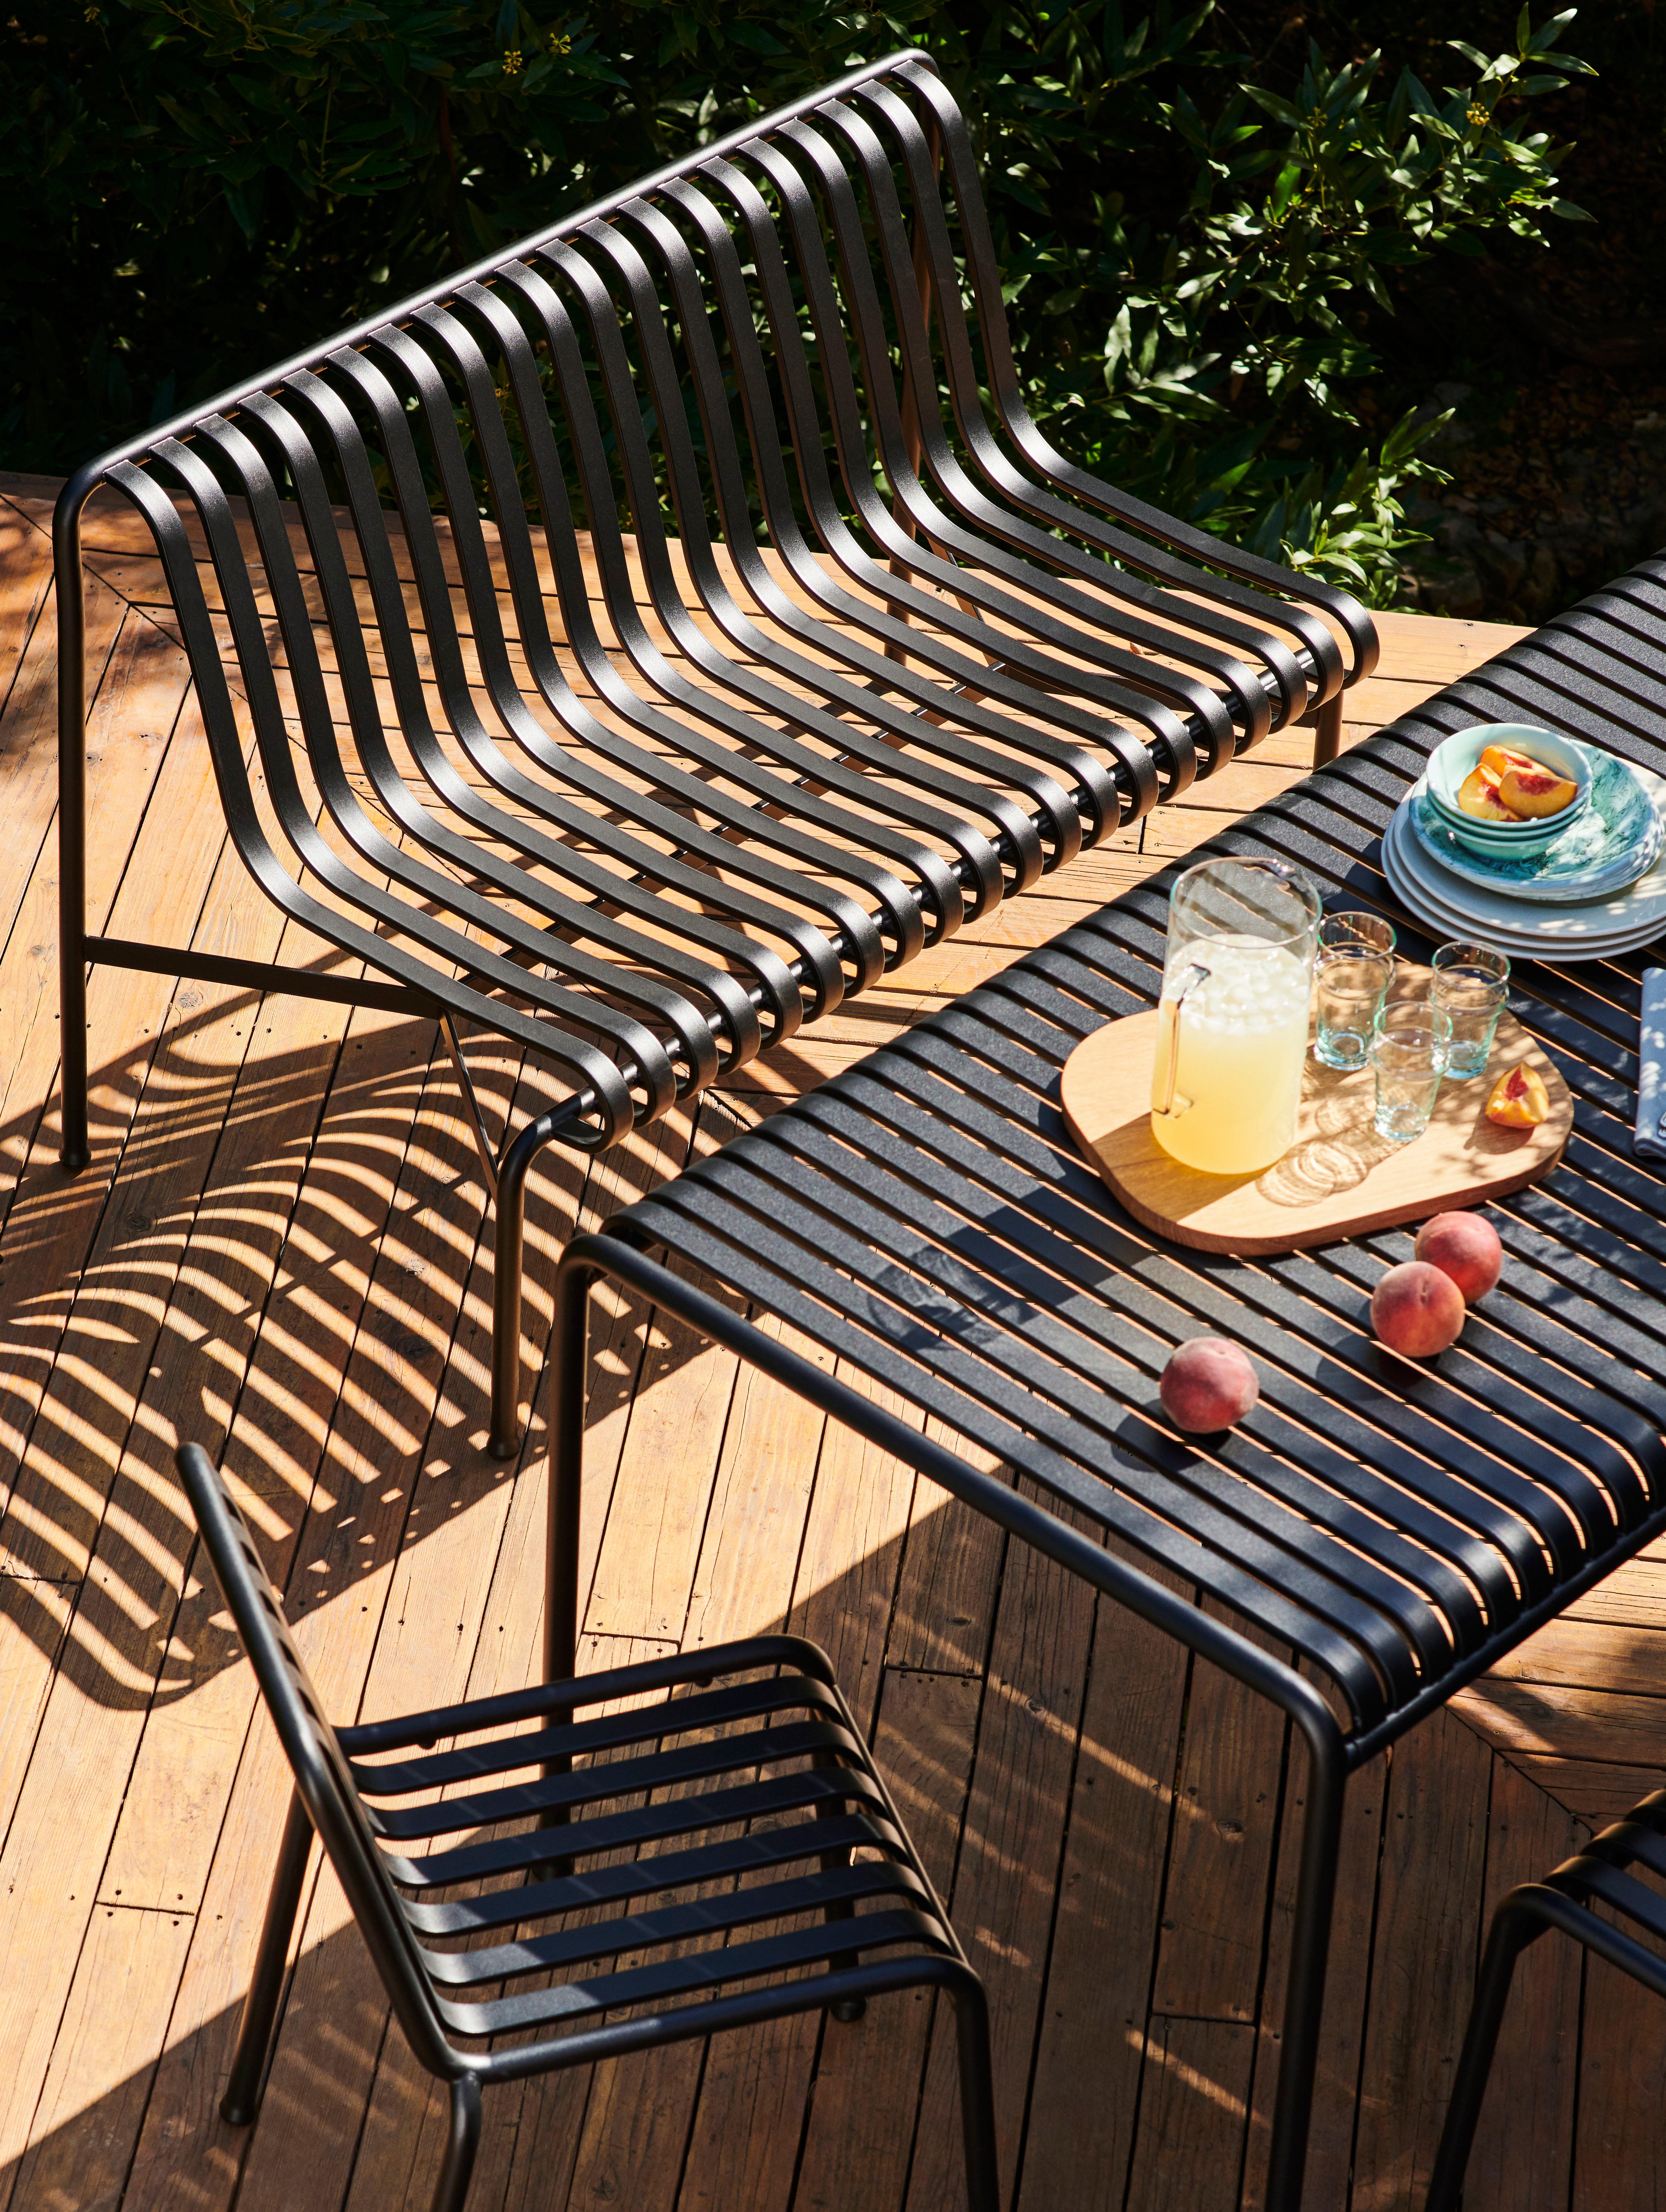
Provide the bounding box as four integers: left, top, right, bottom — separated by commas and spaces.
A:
1427, 1788, 1666, 2209
57, 50, 1375, 1456
177, 1440, 999, 2212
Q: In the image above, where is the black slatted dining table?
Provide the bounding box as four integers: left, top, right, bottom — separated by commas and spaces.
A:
547, 556, 1666, 2211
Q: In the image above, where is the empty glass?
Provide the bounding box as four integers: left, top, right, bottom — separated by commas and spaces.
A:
1318, 909, 1397, 961
1371, 1002, 1453, 1144
1431, 943, 1510, 1080
1314, 947, 1394, 1071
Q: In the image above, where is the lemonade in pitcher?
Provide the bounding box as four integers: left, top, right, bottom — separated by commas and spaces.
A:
1150, 859, 1320, 1176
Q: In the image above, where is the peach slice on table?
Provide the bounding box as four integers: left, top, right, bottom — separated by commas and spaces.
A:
1485, 1063, 1551, 1128
1497, 762, 1579, 818
1456, 765, 1523, 822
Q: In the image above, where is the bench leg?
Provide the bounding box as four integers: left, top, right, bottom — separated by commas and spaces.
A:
488, 1109, 572, 1461
57, 511, 91, 1176
524, 1252, 598, 1874
59, 917, 89, 1174
1310, 694, 1345, 768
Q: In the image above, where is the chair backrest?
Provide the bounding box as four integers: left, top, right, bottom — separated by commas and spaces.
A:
175, 1443, 458, 2075
62, 51, 1371, 1152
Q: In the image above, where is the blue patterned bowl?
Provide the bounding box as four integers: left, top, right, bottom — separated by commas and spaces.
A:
1408, 739, 1662, 903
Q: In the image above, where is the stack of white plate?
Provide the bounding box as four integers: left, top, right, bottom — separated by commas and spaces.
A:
1382, 740, 1666, 962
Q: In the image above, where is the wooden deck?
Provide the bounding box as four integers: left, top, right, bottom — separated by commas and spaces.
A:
2, 466, 1663, 2211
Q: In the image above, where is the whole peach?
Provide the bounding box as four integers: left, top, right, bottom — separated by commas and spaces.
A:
1371, 1260, 1466, 1359
1414, 1212, 1503, 1303
1159, 1337, 1259, 1433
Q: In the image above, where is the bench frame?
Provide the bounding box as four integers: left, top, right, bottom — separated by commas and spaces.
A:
54, 50, 1374, 1456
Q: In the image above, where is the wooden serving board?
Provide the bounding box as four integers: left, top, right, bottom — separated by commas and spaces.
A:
1061, 989, 1571, 1255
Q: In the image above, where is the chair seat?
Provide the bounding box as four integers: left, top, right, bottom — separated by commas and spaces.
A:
336, 1642, 960, 2043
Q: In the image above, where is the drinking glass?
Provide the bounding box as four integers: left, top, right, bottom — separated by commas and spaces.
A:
1313, 948, 1394, 1071
1371, 1002, 1453, 1144
1430, 943, 1510, 1080
1318, 909, 1397, 961
1150, 856, 1322, 1174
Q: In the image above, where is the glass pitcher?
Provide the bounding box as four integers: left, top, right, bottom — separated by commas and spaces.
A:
1150, 856, 1321, 1175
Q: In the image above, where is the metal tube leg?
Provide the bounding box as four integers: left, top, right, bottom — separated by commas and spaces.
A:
489, 1109, 567, 1461
949, 1969, 1001, 2212
429, 2075, 483, 2212
220, 1787, 313, 2126
1263, 1716, 1348, 2212
1424, 1901, 1539, 2212
1311, 693, 1345, 769
55, 488, 90, 1175
533, 1252, 597, 1872
812, 1748, 864, 2022
544, 1252, 594, 1694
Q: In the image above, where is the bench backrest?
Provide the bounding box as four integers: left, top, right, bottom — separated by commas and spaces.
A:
59, 52, 1373, 1149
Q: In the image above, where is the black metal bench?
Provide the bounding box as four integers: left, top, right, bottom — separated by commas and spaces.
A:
53, 49, 1373, 1455
545, 550, 1666, 2209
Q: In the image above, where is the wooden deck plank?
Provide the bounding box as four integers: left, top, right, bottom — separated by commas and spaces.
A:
3, 1902, 196, 2212
1123, 2017, 1257, 2212
1461, 1755, 1583, 2212
1349, 1711, 1494, 2212
785, 1365, 922, 1733
111, 1003, 453, 2212
791, 1667, 980, 2212
0, 710, 285, 2178
1017, 1553, 1192, 2212
904, 1492, 1098, 2212
0, 499, 53, 723
217, 1025, 526, 2212
1150, 1613, 1289, 2023
1241, 1731, 1389, 2212
3, 473, 1657, 2212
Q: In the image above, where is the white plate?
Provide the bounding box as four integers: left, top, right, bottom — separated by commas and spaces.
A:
1388, 799, 1666, 942
1383, 814, 1661, 956
1382, 809, 1666, 960
1392, 774, 1666, 941
1382, 850, 1653, 963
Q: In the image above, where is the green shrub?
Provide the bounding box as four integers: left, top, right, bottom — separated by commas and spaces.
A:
0, 0, 1594, 600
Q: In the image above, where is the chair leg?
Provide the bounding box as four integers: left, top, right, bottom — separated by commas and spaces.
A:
1310, 693, 1344, 768
220, 1786, 313, 2126
948, 1967, 1002, 2212
1424, 1899, 1539, 2212
812, 1748, 865, 2023
430, 2075, 483, 2212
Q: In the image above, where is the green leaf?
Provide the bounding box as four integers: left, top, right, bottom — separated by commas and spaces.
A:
727, 20, 788, 53
1526, 8, 1580, 53
1268, 160, 1301, 218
